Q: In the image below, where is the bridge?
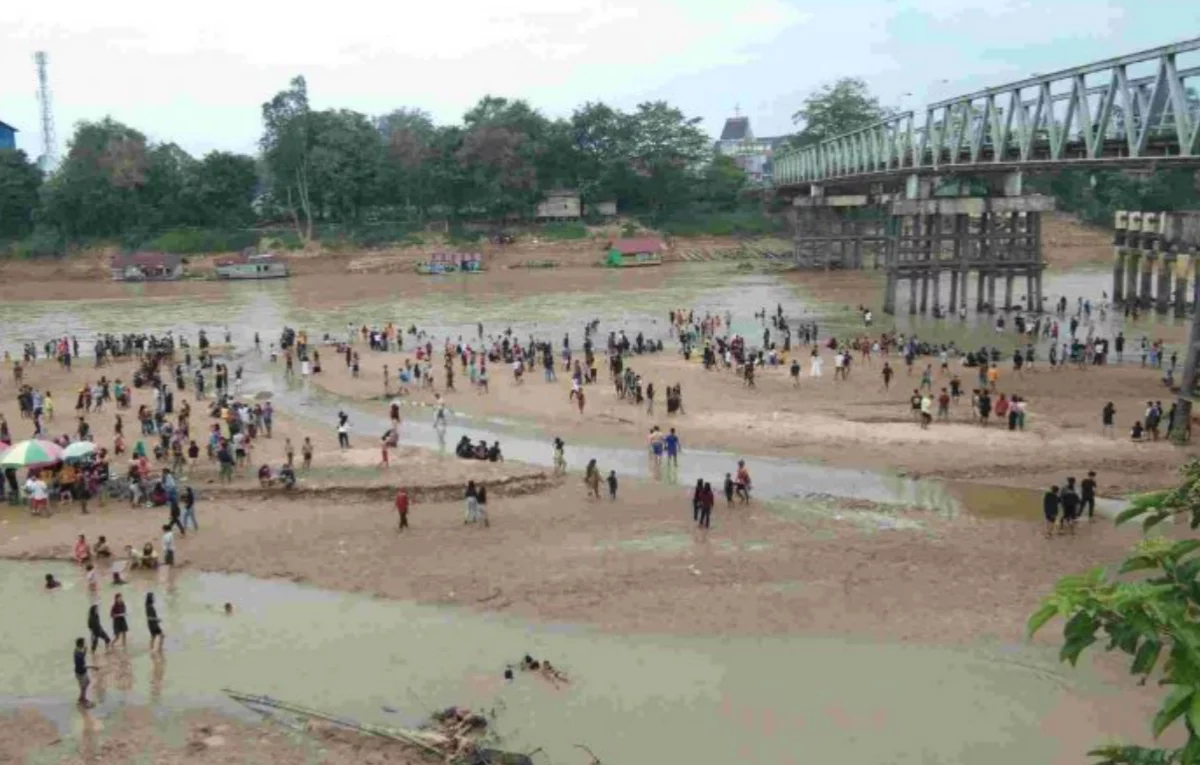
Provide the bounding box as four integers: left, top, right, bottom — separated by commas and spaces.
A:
771, 37, 1200, 316
774, 37, 1200, 191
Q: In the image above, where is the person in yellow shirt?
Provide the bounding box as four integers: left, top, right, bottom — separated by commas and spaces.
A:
986, 366, 999, 391
44, 393, 55, 421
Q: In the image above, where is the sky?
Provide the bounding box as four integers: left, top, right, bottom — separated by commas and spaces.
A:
0, 0, 1197, 159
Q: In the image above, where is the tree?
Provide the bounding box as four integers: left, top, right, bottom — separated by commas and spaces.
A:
695, 154, 748, 210
42, 119, 151, 238
261, 76, 315, 243
187, 151, 258, 227
626, 101, 709, 218
307, 109, 382, 224
791, 77, 893, 147
377, 108, 436, 217
0, 149, 43, 239
1029, 460, 1200, 764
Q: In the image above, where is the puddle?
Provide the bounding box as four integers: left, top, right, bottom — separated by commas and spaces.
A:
948, 482, 1127, 521
1, 560, 1117, 765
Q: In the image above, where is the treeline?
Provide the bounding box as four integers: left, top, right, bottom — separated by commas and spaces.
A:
0, 76, 769, 256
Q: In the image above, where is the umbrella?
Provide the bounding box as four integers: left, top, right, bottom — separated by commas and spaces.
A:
0, 439, 65, 468
63, 441, 98, 462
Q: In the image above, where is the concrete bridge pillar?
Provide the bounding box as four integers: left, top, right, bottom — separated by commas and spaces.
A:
932, 271, 942, 313
1003, 274, 1015, 311
919, 273, 930, 313
1176, 254, 1190, 318
1025, 273, 1034, 310
884, 271, 898, 314
986, 274, 997, 312
949, 265, 959, 312
908, 276, 918, 315
1125, 251, 1141, 305
1157, 253, 1174, 314
1140, 255, 1155, 309
1112, 249, 1126, 304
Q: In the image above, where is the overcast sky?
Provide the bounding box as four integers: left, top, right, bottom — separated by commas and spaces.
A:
0, 0, 1196, 158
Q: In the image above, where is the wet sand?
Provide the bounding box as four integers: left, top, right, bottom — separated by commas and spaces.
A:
0, 478, 1158, 641
307, 334, 1193, 495
0, 706, 431, 765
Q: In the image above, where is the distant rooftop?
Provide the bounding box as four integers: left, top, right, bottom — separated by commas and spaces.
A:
719, 116, 751, 141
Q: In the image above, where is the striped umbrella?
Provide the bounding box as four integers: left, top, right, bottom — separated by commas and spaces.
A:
0, 439, 65, 468
63, 441, 98, 462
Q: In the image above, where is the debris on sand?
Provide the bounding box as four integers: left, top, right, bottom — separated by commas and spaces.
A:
224, 689, 543, 764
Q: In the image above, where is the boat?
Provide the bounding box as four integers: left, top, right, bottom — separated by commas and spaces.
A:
417, 252, 486, 275
215, 250, 290, 280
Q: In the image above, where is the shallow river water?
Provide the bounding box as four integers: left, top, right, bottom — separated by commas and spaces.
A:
2, 559, 1114, 765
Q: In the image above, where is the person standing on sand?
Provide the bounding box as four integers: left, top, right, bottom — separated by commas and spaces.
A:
698, 482, 714, 529
607, 471, 618, 500
395, 487, 410, 531
692, 479, 704, 523
1042, 486, 1060, 538
1080, 471, 1098, 521
464, 481, 480, 524
584, 460, 601, 499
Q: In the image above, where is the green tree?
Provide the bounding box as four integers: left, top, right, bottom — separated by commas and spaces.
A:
695, 154, 748, 210
377, 108, 436, 218
1029, 460, 1200, 764
791, 77, 893, 147
626, 101, 709, 218
307, 109, 382, 223
186, 151, 258, 227
42, 118, 151, 238
0, 149, 43, 239
569, 101, 633, 204
261, 76, 315, 243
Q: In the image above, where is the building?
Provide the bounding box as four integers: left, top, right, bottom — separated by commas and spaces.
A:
215, 250, 290, 280
604, 237, 665, 267
110, 252, 184, 281
585, 200, 618, 218
714, 115, 789, 185
0, 120, 16, 151
535, 190, 581, 221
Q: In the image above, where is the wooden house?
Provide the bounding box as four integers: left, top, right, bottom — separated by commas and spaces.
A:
604, 237, 665, 267
110, 252, 184, 281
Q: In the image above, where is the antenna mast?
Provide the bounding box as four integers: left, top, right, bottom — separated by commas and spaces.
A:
34, 51, 58, 171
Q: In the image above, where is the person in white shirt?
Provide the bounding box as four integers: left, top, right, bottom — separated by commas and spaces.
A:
25, 475, 48, 516
161, 525, 176, 566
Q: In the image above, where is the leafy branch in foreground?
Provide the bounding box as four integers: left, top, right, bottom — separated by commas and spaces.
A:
1029, 459, 1200, 765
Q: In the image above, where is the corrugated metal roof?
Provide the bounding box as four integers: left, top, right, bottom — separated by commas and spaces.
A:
0, 119, 17, 133
719, 117, 750, 141
111, 252, 181, 269
610, 237, 665, 254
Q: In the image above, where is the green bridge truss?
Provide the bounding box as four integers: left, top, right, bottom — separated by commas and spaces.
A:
774, 37, 1200, 190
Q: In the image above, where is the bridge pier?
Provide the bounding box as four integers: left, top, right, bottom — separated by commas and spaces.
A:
790, 196, 889, 270
1158, 252, 1174, 315
882, 195, 1052, 316
1177, 256, 1190, 318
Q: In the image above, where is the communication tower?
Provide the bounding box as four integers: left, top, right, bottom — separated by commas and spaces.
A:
34, 51, 58, 171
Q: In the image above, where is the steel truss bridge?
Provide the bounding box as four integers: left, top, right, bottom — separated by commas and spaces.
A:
773, 37, 1200, 192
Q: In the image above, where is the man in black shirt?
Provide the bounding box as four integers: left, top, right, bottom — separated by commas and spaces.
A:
1080, 471, 1098, 521
1101, 402, 1115, 437
1042, 486, 1060, 538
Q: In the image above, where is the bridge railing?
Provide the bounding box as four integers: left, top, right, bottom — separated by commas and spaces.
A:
774, 37, 1200, 188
